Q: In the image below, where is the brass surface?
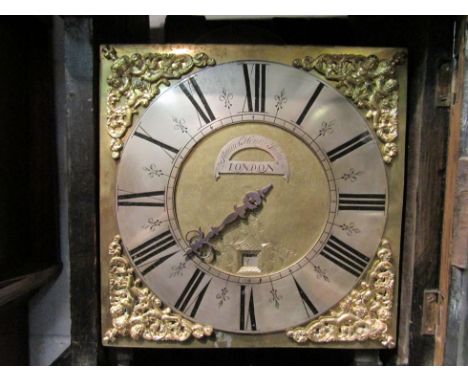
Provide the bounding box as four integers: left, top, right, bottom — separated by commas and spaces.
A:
103, 235, 213, 344
100, 44, 407, 348
287, 239, 395, 347
294, 52, 406, 164
175, 122, 330, 276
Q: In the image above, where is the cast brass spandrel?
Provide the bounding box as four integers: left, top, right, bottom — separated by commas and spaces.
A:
294, 52, 406, 164
287, 239, 395, 348
102, 45, 215, 159
103, 235, 213, 344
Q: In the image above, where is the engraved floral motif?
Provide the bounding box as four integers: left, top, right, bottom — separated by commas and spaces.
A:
338, 222, 361, 236
219, 88, 233, 110
287, 239, 395, 348
172, 117, 189, 134
313, 264, 330, 282
103, 235, 213, 343
169, 261, 186, 278
274, 89, 287, 111
294, 52, 406, 164
318, 120, 335, 137
216, 287, 230, 308
102, 45, 215, 159
143, 164, 164, 178
340, 168, 364, 182
269, 286, 283, 309
142, 217, 162, 232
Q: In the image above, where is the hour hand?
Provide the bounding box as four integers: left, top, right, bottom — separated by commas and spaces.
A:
185, 184, 273, 260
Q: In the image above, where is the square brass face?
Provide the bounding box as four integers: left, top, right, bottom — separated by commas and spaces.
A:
99, 44, 407, 349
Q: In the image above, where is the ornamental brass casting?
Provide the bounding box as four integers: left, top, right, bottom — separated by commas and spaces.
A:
287, 239, 395, 348
102, 45, 216, 159
103, 235, 213, 344
293, 53, 406, 164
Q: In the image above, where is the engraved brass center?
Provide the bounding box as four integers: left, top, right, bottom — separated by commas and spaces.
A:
175, 122, 330, 277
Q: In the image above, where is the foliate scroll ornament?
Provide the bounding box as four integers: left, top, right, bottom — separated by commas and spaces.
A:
293, 52, 406, 164
103, 235, 213, 344
102, 45, 216, 159
287, 239, 395, 348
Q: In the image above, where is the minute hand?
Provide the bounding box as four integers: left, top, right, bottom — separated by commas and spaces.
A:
185, 184, 273, 259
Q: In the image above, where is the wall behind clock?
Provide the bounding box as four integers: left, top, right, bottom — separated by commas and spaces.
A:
0, 16, 60, 365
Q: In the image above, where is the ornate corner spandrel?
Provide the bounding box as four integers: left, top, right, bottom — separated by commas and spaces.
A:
287, 239, 395, 348
103, 235, 213, 344
102, 45, 216, 160
293, 52, 406, 164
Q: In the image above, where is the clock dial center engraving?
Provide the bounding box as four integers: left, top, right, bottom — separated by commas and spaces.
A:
172, 122, 331, 277
214, 134, 289, 180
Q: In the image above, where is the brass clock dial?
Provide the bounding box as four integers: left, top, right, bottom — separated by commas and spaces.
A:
115, 60, 388, 334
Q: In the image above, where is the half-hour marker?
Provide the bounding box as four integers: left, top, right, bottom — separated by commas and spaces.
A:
240, 285, 257, 331
320, 235, 370, 277
175, 269, 211, 318
326, 131, 372, 162
117, 190, 165, 207
242, 63, 266, 113
134, 131, 179, 155
293, 277, 318, 317
296, 82, 325, 125
128, 230, 179, 275
339, 193, 386, 211
180, 78, 215, 124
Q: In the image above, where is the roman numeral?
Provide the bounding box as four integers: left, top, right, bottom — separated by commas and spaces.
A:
117, 190, 165, 207
240, 285, 257, 331
326, 131, 372, 162
320, 235, 370, 277
339, 193, 386, 211
134, 131, 179, 155
174, 269, 211, 318
242, 63, 266, 112
293, 277, 318, 317
180, 78, 215, 124
129, 230, 178, 275
296, 82, 324, 125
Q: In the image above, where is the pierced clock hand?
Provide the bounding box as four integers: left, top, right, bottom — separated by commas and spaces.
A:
185, 184, 273, 261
